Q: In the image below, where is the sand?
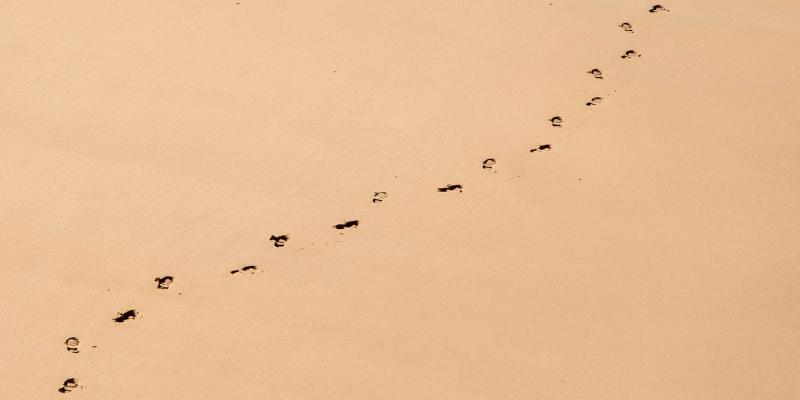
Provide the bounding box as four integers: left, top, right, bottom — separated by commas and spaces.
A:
2, 1, 799, 398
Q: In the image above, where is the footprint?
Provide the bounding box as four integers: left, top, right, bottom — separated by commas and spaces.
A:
530, 144, 552, 153
230, 265, 259, 274
333, 220, 359, 229
621, 50, 641, 59
550, 116, 563, 127
649, 4, 669, 13
269, 234, 289, 247
372, 192, 388, 203
113, 310, 137, 323
482, 158, 496, 170
154, 276, 174, 289
437, 184, 463, 193
65, 337, 79, 353
586, 97, 603, 106
619, 22, 634, 32
587, 68, 603, 79
58, 378, 79, 393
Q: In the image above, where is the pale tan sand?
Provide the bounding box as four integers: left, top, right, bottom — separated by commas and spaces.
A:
2, 1, 800, 398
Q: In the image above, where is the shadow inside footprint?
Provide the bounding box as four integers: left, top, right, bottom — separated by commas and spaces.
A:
550, 116, 563, 127
372, 192, 388, 203
619, 22, 633, 32
588, 68, 603, 79
530, 144, 552, 153
113, 310, 137, 323
333, 220, 359, 229
482, 158, 496, 170
621, 50, 641, 59
65, 337, 79, 353
649, 4, 669, 13
58, 378, 78, 393
230, 265, 259, 274
437, 184, 463, 193
154, 275, 174, 289
586, 97, 603, 106
269, 234, 289, 247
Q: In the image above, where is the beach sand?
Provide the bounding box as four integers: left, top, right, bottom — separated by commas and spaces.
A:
2, 1, 799, 398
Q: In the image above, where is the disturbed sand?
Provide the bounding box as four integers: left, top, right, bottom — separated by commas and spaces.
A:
2, 1, 800, 399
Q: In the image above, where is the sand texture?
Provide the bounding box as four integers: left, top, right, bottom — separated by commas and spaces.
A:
2, 1, 800, 399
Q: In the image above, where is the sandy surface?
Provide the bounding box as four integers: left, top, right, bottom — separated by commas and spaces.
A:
2, 1, 800, 398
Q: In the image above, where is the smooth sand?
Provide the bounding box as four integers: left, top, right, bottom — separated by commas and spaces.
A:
2, 1, 799, 398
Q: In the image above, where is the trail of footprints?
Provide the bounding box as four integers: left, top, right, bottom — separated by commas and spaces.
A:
58, 4, 669, 394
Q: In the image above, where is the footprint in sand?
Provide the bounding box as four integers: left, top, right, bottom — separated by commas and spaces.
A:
588, 68, 603, 79
58, 378, 79, 393
586, 97, 603, 106
372, 192, 388, 203
333, 220, 359, 230
550, 116, 563, 127
269, 234, 289, 247
114, 310, 139, 323
649, 4, 669, 13
437, 184, 463, 193
154, 275, 174, 289
621, 50, 641, 59
113, 310, 137, 323
482, 158, 496, 170
619, 22, 634, 32
65, 337, 80, 353
230, 265, 259, 274
530, 144, 552, 153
